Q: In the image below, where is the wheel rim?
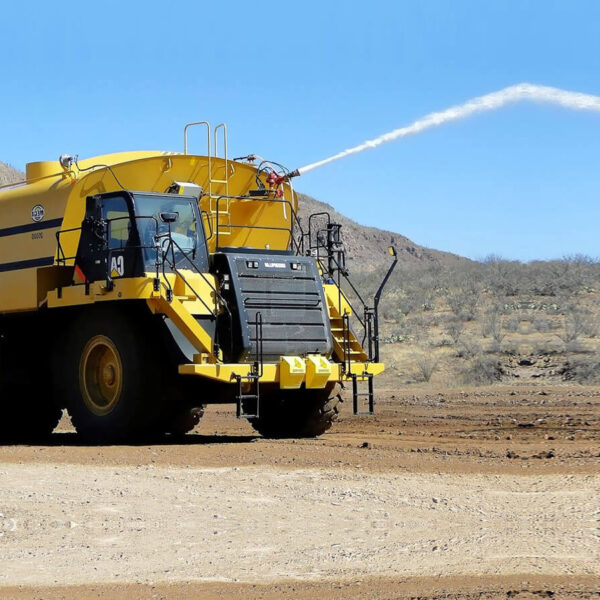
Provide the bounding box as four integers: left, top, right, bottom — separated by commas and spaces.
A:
79, 335, 123, 416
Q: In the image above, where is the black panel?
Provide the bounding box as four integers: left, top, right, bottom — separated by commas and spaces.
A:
212, 251, 332, 362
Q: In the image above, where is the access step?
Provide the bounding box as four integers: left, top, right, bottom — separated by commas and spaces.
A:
235, 372, 260, 419
352, 372, 374, 415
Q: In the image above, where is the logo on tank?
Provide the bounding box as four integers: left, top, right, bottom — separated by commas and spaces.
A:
31, 205, 45, 222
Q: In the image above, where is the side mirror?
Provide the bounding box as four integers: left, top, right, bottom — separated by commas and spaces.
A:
160, 211, 179, 223
388, 246, 397, 257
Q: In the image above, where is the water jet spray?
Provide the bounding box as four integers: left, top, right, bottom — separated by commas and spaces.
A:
286, 83, 600, 178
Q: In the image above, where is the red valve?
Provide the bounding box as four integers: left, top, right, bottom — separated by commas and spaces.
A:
266, 171, 286, 197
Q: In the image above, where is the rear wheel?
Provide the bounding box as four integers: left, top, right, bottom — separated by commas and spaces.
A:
64, 305, 167, 443
0, 382, 62, 443
249, 383, 341, 438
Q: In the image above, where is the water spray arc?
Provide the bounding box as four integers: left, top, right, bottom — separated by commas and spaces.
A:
287, 83, 600, 178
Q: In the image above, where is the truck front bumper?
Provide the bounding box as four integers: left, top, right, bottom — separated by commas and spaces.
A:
178, 355, 384, 389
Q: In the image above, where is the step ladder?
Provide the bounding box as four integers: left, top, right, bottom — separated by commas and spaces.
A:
235, 312, 263, 419
329, 312, 368, 367
235, 370, 260, 419
210, 123, 232, 238
183, 121, 232, 239
352, 372, 374, 415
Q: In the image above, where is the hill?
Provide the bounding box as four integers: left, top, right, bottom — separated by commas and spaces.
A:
0, 162, 23, 186
295, 193, 467, 272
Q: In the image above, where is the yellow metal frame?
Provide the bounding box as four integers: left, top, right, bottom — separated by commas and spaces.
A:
179, 357, 384, 385
45, 270, 385, 388
1, 147, 386, 392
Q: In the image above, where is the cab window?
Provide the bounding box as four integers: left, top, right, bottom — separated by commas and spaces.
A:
102, 196, 131, 249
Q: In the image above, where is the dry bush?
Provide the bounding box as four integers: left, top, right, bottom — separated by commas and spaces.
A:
530, 339, 560, 355
533, 316, 560, 333
504, 317, 519, 333
412, 352, 439, 382
563, 356, 600, 383
485, 339, 502, 353
459, 354, 503, 385
564, 340, 594, 354
481, 308, 506, 343
556, 306, 595, 343
444, 318, 464, 344
447, 289, 479, 321
501, 340, 521, 355
457, 337, 481, 359
431, 337, 453, 348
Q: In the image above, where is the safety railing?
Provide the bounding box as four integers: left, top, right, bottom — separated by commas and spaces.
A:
209, 195, 306, 255
56, 215, 228, 321
302, 212, 379, 362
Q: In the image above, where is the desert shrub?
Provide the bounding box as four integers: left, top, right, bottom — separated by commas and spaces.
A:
459, 354, 503, 385
447, 289, 479, 321
533, 316, 560, 333
564, 340, 594, 354
397, 292, 426, 316
412, 352, 439, 382
480, 308, 506, 343
457, 337, 481, 359
504, 317, 519, 333
444, 318, 464, 344
556, 306, 596, 343
530, 339, 559, 355
485, 339, 502, 353
563, 356, 600, 383
501, 340, 521, 355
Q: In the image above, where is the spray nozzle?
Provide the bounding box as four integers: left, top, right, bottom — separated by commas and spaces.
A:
265, 170, 301, 187
232, 154, 257, 162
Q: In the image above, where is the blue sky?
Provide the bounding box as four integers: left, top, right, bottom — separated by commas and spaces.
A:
1, 0, 599, 261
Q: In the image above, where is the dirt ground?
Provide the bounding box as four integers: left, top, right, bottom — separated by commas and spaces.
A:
0, 383, 598, 599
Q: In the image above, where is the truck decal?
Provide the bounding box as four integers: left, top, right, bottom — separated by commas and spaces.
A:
0, 217, 63, 239
0, 256, 54, 273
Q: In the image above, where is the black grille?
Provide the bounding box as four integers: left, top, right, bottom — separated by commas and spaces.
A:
213, 251, 333, 362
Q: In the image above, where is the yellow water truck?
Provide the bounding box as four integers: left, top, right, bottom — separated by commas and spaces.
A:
0, 124, 396, 442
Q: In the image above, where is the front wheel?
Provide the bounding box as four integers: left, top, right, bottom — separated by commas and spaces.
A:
249, 383, 341, 439
63, 306, 166, 442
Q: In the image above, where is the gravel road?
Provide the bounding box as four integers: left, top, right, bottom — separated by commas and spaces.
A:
0, 464, 597, 586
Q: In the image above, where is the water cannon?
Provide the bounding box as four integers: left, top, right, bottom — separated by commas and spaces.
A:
286, 168, 301, 179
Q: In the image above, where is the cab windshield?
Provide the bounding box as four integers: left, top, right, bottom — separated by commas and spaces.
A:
132, 193, 204, 270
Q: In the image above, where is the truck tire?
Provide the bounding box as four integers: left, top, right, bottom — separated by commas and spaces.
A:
63, 306, 166, 443
249, 383, 341, 438
164, 406, 205, 435
160, 377, 206, 435
0, 382, 62, 442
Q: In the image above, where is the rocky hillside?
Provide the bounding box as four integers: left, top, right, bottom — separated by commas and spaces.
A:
296, 192, 467, 272
0, 162, 23, 186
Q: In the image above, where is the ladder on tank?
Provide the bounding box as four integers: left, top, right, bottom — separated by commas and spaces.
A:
183, 121, 232, 238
